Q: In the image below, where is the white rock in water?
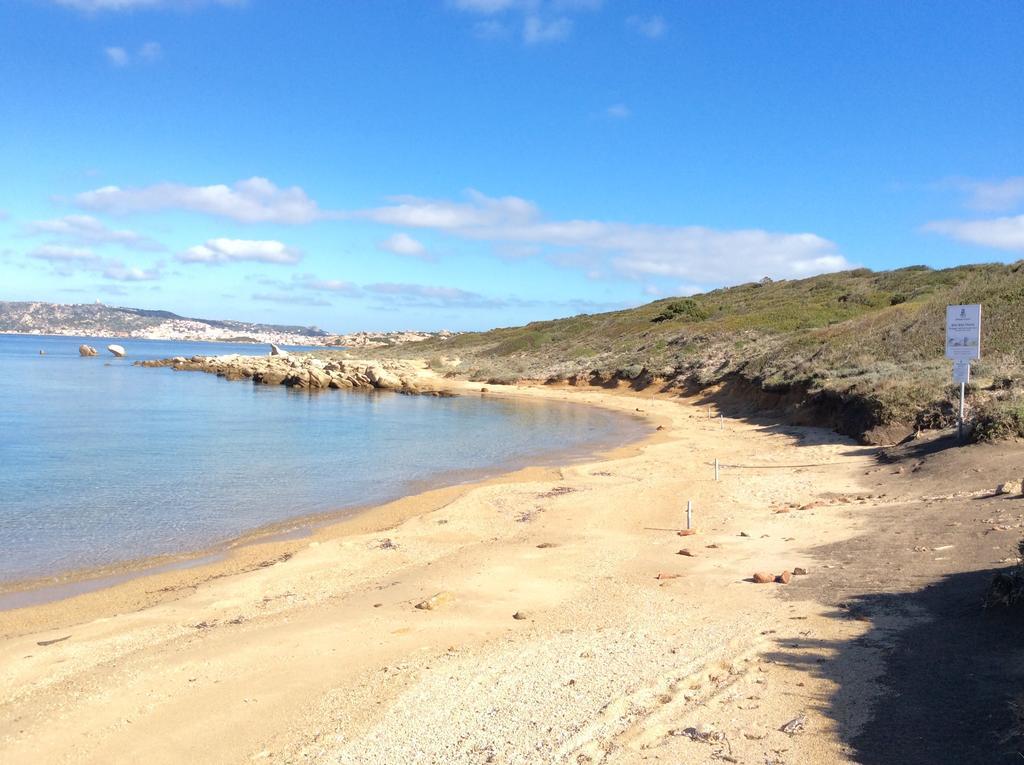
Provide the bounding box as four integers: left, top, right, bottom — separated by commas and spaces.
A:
270, 343, 289, 357
107, 344, 126, 357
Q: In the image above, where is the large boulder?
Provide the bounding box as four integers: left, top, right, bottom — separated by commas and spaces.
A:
284, 371, 311, 388
107, 344, 126, 357
366, 365, 402, 390
269, 343, 289, 357
307, 368, 332, 389
79, 344, 98, 357
254, 370, 289, 386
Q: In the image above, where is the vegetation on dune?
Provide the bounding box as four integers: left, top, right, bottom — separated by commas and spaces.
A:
383, 262, 1024, 443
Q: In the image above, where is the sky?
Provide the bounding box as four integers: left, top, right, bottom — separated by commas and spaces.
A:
0, 0, 1022, 333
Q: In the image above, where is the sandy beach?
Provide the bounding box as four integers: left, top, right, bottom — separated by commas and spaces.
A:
0, 371, 1018, 764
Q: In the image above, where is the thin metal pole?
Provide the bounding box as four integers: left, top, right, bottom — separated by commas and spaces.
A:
714, 458, 720, 481
719, 414, 724, 430
686, 500, 692, 530
958, 381, 965, 441
708, 406, 711, 419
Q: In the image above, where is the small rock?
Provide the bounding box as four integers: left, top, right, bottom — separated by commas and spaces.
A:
78, 344, 98, 357
780, 714, 808, 735
415, 591, 454, 611
677, 529, 697, 537
656, 572, 681, 580
793, 567, 808, 576
676, 549, 696, 557
512, 611, 528, 620
997, 480, 1023, 495
739, 531, 750, 537
269, 343, 288, 357
106, 344, 126, 357
777, 570, 793, 584
752, 572, 775, 584
536, 542, 557, 548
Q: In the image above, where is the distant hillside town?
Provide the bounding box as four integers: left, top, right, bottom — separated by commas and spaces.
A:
0, 301, 453, 348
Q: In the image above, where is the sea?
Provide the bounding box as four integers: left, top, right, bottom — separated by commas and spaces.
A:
0, 333, 647, 589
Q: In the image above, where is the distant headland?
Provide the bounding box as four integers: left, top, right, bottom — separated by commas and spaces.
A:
0, 300, 453, 348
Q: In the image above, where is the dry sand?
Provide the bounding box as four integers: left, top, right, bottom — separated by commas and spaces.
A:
0, 371, 1010, 764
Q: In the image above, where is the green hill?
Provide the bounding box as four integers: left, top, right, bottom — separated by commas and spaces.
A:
386, 262, 1024, 443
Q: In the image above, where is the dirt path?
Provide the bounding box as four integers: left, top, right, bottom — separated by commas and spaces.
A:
1, 379, 1019, 764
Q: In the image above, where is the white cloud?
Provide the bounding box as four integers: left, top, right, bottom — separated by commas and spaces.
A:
606, 103, 630, 119
102, 42, 163, 66
365, 282, 501, 309
76, 177, 331, 223
25, 214, 164, 251
28, 245, 160, 281
450, 0, 597, 44
253, 292, 332, 307
923, 215, 1024, 252
523, 15, 572, 43
354, 190, 852, 286
951, 177, 1024, 212
104, 47, 129, 66
359, 189, 538, 229
627, 15, 667, 39
101, 263, 161, 281
178, 238, 302, 265
378, 232, 430, 259
294, 276, 361, 295
29, 245, 99, 262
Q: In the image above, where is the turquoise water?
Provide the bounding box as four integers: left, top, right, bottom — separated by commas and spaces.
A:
0, 334, 646, 584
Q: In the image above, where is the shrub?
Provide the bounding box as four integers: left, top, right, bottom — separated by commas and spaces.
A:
652, 299, 709, 323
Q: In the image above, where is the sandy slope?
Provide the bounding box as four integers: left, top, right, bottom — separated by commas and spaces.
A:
0, 375, 897, 764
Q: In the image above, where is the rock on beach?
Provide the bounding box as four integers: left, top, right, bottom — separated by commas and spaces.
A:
135, 352, 433, 396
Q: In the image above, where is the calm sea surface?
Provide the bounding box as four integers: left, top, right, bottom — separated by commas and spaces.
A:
0, 334, 646, 584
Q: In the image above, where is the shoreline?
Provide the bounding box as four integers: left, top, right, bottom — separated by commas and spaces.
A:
0, 376, 664, 636
4, 367, 965, 764
0, 330, 329, 347
18, 369, 1002, 764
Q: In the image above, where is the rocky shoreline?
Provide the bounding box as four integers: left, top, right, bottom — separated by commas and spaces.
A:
135, 353, 454, 396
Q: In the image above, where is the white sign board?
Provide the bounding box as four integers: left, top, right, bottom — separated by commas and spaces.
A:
952, 360, 971, 385
946, 304, 981, 360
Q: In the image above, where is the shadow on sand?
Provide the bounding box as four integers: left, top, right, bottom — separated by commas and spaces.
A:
771, 568, 1024, 764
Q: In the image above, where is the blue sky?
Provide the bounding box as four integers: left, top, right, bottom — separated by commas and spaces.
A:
1, 0, 1022, 332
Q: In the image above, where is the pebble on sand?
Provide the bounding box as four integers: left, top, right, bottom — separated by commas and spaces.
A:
415, 591, 454, 611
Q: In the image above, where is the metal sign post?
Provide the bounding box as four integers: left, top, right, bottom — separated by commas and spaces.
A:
946, 305, 981, 442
